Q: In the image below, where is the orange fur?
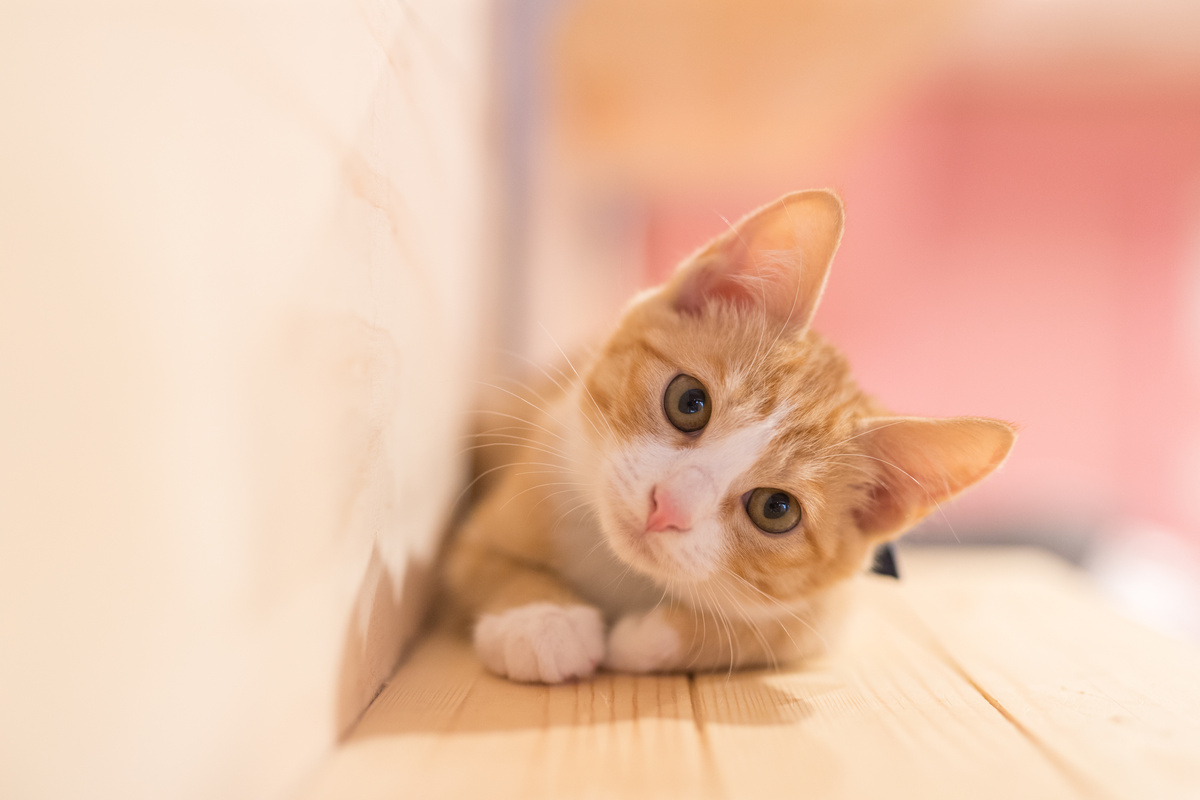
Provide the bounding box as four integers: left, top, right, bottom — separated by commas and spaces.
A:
444, 190, 1016, 683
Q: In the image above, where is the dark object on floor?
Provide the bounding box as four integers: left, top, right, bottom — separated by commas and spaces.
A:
871, 543, 899, 579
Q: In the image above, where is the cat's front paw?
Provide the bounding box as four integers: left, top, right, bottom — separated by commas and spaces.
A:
604, 609, 682, 673
474, 603, 605, 683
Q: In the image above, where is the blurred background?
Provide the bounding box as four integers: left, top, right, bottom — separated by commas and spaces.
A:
495, 0, 1200, 641
3, 2, 1199, 799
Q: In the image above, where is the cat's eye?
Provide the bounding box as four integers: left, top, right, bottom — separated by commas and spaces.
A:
663, 374, 711, 433
745, 488, 802, 534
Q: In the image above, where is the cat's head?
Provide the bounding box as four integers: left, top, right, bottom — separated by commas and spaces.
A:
580, 190, 1015, 603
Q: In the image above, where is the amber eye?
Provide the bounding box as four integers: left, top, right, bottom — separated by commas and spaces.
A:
745, 488, 802, 534
663, 374, 711, 433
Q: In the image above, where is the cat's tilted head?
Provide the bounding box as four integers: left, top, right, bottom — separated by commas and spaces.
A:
578, 190, 1015, 606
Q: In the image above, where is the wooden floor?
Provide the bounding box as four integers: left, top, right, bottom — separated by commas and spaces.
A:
303, 549, 1200, 800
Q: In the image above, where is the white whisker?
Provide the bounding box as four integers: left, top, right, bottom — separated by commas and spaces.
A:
537, 322, 618, 447
468, 378, 565, 431
457, 440, 578, 465
713, 578, 777, 671
497, 480, 588, 513
469, 409, 570, 444
719, 567, 828, 651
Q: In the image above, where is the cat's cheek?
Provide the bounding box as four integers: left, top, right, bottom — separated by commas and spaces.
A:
474, 603, 605, 684
603, 609, 682, 673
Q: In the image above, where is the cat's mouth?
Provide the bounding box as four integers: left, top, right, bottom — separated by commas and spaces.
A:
603, 506, 675, 576
602, 503, 720, 584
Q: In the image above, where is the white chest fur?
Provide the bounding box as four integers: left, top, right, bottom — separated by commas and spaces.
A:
552, 510, 663, 617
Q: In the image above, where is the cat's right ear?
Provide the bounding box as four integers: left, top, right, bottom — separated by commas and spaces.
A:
661, 189, 844, 334
853, 416, 1017, 542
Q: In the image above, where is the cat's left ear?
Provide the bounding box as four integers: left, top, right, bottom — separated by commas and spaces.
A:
664, 189, 844, 333
853, 416, 1017, 542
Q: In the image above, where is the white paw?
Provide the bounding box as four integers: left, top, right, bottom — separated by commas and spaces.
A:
603, 608, 681, 673
474, 603, 605, 683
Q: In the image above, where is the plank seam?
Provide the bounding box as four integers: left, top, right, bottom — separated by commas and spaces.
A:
951, 663, 1104, 797
890, 594, 1113, 800
686, 673, 728, 799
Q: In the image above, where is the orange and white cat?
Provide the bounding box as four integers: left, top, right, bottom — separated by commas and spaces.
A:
445, 190, 1015, 683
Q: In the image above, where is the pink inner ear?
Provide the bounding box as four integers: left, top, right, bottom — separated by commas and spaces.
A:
671, 257, 781, 317
665, 190, 844, 333
670, 260, 720, 317
670, 243, 814, 332
854, 417, 1017, 541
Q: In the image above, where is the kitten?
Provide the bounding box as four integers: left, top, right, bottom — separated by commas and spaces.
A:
445, 190, 1015, 683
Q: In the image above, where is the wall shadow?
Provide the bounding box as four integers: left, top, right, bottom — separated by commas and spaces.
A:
334, 545, 434, 737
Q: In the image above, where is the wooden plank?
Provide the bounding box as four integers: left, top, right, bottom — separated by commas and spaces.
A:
305, 567, 1100, 798
692, 578, 1083, 799
304, 630, 714, 800
304, 550, 1200, 799
899, 547, 1200, 800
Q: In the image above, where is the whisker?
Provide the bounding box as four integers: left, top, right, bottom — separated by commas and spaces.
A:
530, 486, 591, 514
460, 429, 576, 457
501, 459, 572, 472
509, 468, 585, 480
821, 419, 911, 451
697, 582, 729, 677
582, 532, 612, 560
452, 461, 519, 508
453, 455, 578, 511
709, 582, 738, 680
456, 440, 578, 465
495, 373, 558, 413
523, 487, 585, 527
651, 579, 672, 615
719, 567, 828, 651
467, 378, 565, 431
714, 579, 777, 671
536, 322, 618, 447
685, 581, 703, 670
509, 471, 584, 484
469, 409, 570, 444
497, 480, 588, 512
551, 503, 596, 539
603, 561, 637, 593
492, 347, 573, 395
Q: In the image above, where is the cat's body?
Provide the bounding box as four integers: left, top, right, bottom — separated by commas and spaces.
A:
445, 190, 1015, 683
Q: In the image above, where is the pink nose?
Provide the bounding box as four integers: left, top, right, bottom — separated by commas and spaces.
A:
645, 485, 691, 532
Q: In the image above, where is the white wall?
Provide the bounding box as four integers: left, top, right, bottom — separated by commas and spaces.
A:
0, 2, 494, 798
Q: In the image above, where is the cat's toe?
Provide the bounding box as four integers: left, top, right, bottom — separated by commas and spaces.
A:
604, 609, 681, 673
473, 603, 605, 683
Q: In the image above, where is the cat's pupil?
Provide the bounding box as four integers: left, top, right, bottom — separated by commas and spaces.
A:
678, 389, 706, 415
745, 487, 801, 534
663, 374, 712, 433
764, 493, 790, 519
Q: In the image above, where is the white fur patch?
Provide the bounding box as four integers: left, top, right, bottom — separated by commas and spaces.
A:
604, 608, 681, 673
474, 603, 605, 684
600, 408, 791, 582
706, 408, 791, 480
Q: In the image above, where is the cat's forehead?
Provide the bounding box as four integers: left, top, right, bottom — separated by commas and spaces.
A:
591, 301, 867, 462
636, 309, 847, 422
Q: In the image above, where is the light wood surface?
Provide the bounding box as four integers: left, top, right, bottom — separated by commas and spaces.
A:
303, 548, 1200, 800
